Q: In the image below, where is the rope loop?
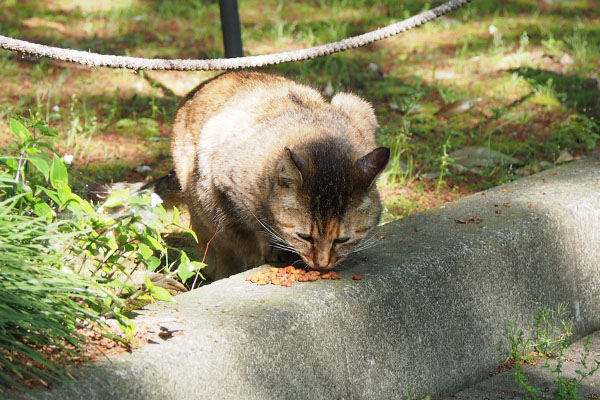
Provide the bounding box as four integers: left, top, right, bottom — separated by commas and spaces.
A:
0, 0, 471, 71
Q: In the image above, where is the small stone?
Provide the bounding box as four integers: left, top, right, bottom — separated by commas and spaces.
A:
367, 63, 384, 81
324, 82, 334, 97
436, 99, 481, 118
559, 54, 574, 66
517, 167, 531, 176
434, 71, 455, 80
556, 150, 574, 164
449, 146, 520, 172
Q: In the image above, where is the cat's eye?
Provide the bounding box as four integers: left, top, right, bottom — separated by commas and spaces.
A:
333, 237, 350, 245
297, 233, 314, 243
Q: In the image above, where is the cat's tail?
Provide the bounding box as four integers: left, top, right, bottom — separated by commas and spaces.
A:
89, 170, 182, 208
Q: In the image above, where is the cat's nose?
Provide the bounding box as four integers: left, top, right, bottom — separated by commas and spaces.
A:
313, 251, 330, 269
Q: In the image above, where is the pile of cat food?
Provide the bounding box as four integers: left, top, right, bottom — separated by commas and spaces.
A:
246, 265, 342, 287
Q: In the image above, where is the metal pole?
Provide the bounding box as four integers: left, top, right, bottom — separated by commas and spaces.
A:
218, 0, 244, 58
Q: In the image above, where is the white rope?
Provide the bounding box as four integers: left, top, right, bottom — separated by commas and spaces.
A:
0, 0, 471, 71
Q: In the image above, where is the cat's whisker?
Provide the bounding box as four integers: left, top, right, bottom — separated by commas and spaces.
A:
292, 259, 308, 268
357, 241, 379, 251
266, 236, 294, 252
353, 245, 378, 254
353, 242, 374, 253
355, 239, 379, 250
362, 234, 379, 244
352, 244, 379, 254
269, 242, 296, 251
248, 210, 286, 244
359, 235, 379, 246
268, 239, 297, 251
270, 245, 299, 255
259, 230, 285, 244
351, 237, 381, 254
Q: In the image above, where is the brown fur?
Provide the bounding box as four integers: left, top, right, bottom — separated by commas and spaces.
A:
169, 72, 389, 280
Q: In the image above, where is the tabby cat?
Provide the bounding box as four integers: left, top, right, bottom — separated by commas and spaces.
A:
151, 72, 389, 280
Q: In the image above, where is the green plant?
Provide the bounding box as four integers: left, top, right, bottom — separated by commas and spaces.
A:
502, 303, 600, 400
0, 205, 118, 392
436, 139, 452, 194
564, 29, 590, 71
381, 120, 414, 184
505, 318, 541, 399
0, 114, 204, 392
518, 31, 529, 53
65, 94, 98, 163
547, 114, 599, 158
546, 333, 600, 400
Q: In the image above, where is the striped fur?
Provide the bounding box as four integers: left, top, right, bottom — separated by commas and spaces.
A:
166, 72, 388, 280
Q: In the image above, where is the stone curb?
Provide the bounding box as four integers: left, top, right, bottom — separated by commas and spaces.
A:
9, 157, 600, 400
441, 330, 600, 399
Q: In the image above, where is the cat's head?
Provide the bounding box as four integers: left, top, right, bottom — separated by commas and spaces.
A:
267, 141, 389, 270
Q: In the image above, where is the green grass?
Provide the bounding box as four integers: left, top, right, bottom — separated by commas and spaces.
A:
0, 0, 598, 220
0, 204, 114, 392
502, 303, 600, 400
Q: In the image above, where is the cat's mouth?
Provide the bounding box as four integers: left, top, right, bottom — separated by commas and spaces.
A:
309, 265, 335, 272
296, 254, 342, 271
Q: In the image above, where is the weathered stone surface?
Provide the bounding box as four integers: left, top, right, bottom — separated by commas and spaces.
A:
449, 145, 521, 173
441, 331, 600, 399
8, 156, 599, 400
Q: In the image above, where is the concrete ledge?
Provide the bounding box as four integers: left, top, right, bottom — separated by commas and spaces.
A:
11, 157, 600, 400
441, 331, 600, 399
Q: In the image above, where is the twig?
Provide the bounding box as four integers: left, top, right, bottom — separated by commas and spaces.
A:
191, 219, 223, 290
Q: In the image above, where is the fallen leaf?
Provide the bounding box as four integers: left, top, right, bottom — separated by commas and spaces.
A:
455, 215, 483, 224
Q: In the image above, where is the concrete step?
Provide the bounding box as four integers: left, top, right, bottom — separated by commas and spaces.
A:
9, 155, 600, 400
442, 331, 600, 399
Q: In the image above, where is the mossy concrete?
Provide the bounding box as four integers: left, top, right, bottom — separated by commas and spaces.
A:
9, 156, 600, 400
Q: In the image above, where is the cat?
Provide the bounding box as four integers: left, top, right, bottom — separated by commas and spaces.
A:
148, 71, 389, 280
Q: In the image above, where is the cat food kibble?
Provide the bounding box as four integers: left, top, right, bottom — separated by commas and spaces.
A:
246, 265, 352, 287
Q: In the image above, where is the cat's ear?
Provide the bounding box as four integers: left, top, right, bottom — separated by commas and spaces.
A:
277, 147, 308, 187
356, 147, 390, 187
331, 93, 378, 136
